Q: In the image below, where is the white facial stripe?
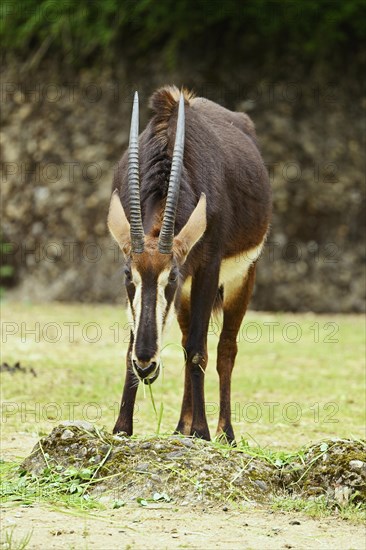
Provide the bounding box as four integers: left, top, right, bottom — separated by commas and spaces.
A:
130, 268, 171, 367
157, 269, 170, 287
156, 269, 172, 353
129, 267, 178, 369
162, 299, 175, 331
130, 268, 142, 359
126, 301, 134, 325
131, 267, 142, 286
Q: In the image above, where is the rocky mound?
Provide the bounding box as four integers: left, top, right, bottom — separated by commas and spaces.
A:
284, 439, 366, 505
20, 423, 366, 508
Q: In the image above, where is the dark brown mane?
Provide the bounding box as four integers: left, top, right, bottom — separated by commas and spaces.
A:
149, 85, 195, 148
139, 86, 195, 210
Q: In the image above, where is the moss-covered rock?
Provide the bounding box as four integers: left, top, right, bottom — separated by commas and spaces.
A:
285, 439, 366, 504
21, 424, 366, 509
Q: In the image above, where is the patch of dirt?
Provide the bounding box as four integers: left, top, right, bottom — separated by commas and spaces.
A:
1, 505, 366, 550
0, 362, 37, 376
21, 423, 366, 508
0, 433, 37, 461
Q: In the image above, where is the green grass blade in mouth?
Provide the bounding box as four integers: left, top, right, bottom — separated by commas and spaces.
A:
147, 379, 157, 417
147, 378, 164, 434
156, 403, 164, 435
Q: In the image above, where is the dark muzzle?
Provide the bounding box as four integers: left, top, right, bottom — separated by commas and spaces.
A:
133, 360, 160, 384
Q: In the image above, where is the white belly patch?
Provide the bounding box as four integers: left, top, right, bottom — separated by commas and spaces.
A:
180, 240, 265, 306
219, 241, 264, 287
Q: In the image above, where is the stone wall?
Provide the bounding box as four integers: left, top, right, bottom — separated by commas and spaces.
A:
1, 69, 365, 311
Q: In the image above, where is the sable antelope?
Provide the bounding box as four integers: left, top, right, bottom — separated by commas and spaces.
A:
108, 86, 271, 442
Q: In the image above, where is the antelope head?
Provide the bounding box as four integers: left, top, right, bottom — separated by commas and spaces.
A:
108, 92, 206, 384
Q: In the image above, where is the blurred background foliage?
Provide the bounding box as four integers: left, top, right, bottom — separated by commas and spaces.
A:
1, 1, 365, 310
2, 0, 365, 72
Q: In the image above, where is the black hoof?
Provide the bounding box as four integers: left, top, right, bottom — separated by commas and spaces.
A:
113, 421, 132, 436
190, 427, 211, 441
216, 425, 236, 445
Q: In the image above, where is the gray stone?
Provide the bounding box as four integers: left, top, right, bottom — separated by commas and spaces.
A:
150, 474, 161, 482
135, 463, 149, 472
60, 429, 74, 440
181, 438, 194, 448
349, 460, 366, 471
165, 450, 187, 459
60, 420, 95, 432
253, 480, 268, 492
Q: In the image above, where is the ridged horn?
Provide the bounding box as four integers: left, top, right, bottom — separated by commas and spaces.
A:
128, 91, 144, 253
158, 93, 185, 254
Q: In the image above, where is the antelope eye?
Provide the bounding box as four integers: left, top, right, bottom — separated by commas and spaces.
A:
168, 269, 178, 283
124, 268, 132, 282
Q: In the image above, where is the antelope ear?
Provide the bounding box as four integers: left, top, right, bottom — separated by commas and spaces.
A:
173, 193, 207, 262
107, 190, 131, 255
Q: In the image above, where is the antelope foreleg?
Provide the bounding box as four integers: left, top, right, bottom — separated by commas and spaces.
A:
113, 339, 139, 435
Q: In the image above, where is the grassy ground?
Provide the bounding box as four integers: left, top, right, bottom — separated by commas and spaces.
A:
1, 302, 365, 450
1, 302, 365, 548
